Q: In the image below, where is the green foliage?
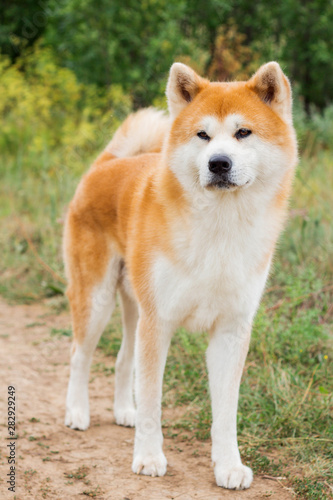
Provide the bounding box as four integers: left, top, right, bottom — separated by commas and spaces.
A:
2, 1, 332, 110
0, 0, 48, 59
293, 477, 331, 500
0, 46, 132, 162
274, 0, 333, 112
50, 327, 72, 337
43, 0, 206, 107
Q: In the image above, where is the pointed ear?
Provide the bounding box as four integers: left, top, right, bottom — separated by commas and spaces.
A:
166, 63, 209, 119
247, 62, 292, 122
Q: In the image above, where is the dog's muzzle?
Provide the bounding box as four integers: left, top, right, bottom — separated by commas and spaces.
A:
208, 155, 236, 189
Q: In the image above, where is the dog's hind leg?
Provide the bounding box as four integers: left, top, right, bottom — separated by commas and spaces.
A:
114, 282, 138, 427
64, 232, 120, 430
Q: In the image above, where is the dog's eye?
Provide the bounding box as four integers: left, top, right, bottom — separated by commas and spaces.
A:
235, 128, 252, 140
197, 131, 210, 141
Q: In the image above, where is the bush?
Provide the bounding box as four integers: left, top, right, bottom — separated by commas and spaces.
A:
293, 91, 333, 155
0, 44, 132, 171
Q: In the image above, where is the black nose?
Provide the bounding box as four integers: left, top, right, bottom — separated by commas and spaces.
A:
208, 155, 232, 175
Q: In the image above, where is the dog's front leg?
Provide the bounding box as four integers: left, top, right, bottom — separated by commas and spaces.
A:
132, 312, 172, 477
207, 318, 253, 490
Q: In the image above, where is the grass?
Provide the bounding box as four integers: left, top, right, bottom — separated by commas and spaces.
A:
50, 327, 72, 338
64, 466, 89, 481
82, 486, 104, 497
0, 120, 332, 498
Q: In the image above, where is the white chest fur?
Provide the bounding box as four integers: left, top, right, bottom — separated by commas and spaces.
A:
152, 192, 275, 332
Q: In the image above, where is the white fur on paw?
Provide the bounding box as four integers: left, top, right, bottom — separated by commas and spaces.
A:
132, 452, 167, 477
65, 407, 90, 431
114, 407, 136, 427
215, 464, 253, 490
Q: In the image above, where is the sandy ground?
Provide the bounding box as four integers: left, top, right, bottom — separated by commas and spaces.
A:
0, 299, 294, 500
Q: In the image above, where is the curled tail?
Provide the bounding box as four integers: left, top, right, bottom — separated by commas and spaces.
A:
105, 107, 170, 159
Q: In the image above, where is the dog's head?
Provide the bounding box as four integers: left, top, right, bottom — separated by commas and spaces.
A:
165, 62, 297, 194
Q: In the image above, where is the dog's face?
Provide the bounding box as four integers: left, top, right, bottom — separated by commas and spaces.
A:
166, 63, 297, 194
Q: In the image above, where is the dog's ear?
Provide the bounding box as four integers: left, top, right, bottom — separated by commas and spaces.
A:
166, 63, 209, 119
247, 62, 292, 122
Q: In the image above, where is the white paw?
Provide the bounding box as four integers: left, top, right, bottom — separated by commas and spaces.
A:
132, 452, 167, 477
65, 406, 90, 431
215, 464, 253, 490
114, 407, 136, 427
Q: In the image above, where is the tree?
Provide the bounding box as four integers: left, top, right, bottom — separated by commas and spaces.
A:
0, 0, 50, 60
2, 0, 332, 110
44, 0, 200, 106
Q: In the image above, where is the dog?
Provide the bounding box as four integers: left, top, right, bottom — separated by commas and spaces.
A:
63, 61, 297, 490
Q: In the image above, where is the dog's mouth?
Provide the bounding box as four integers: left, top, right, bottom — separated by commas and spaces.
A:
206, 179, 239, 190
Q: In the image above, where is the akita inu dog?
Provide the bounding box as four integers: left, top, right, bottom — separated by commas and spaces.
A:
64, 62, 297, 490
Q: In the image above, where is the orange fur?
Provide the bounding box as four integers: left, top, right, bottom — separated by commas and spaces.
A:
65, 149, 185, 339
257, 246, 275, 273
168, 83, 294, 151
274, 168, 295, 209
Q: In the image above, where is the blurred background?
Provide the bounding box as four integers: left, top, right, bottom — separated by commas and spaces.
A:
0, 2, 332, 497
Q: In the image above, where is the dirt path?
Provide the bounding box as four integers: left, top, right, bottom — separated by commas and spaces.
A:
0, 299, 293, 499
